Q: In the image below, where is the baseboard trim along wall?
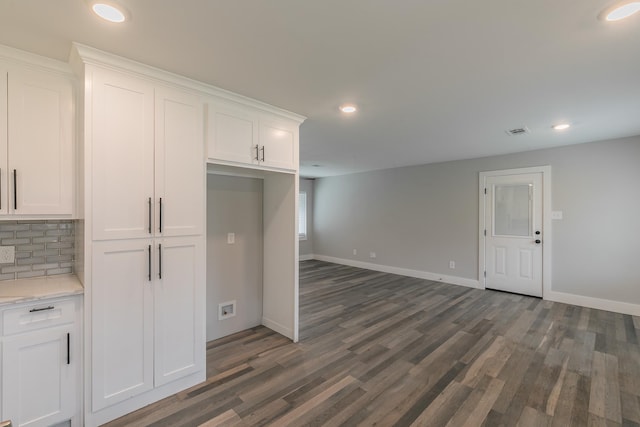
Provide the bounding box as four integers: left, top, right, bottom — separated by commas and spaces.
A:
312, 255, 481, 289
303, 255, 640, 317
262, 317, 294, 340
299, 254, 315, 261
545, 290, 640, 317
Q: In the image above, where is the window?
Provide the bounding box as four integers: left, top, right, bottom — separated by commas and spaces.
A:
299, 191, 307, 240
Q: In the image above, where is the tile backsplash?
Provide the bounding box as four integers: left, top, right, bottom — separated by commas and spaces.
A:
0, 220, 74, 281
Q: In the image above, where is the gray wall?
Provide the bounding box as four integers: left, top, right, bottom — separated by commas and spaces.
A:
207, 174, 263, 341
314, 136, 640, 305
299, 178, 315, 256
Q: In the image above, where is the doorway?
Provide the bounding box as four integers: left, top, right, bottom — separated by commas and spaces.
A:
479, 166, 551, 297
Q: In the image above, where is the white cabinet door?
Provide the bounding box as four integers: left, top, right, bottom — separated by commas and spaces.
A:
206, 101, 258, 165
154, 236, 205, 386
91, 68, 155, 240
7, 68, 73, 215
2, 326, 75, 427
155, 87, 204, 237
206, 101, 298, 172
0, 68, 7, 215
259, 117, 296, 171
92, 239, 154, 411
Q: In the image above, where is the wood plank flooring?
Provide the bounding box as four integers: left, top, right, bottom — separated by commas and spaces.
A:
104, 260, 640, 426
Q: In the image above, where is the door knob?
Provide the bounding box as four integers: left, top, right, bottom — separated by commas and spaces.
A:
535, 231, 541, 235
535, 239, 541, 244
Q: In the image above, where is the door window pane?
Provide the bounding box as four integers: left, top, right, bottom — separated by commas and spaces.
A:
494, 184, 531, 236
298, 192, 307, 240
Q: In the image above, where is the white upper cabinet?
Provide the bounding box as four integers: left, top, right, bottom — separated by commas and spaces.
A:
154, 86, 204, 237
0, 65, 74, 216
0, 67, 7, 215
207, 101, 258, 166
206, 99, 299, 172
91, 68, 155, 240
259, 116, 296, 170
91, 69, 203, 241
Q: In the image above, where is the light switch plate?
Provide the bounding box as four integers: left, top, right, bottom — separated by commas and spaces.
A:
227, 233, 235, 244
0, 246, 15, 264
551, 211, 563, 220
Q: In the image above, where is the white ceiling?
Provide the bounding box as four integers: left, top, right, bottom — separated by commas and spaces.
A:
1, 0, 639, 177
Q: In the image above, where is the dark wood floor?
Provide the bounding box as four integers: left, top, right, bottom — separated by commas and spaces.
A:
105, 260, 640, 426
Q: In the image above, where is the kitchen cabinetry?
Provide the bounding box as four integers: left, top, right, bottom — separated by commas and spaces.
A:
75, 45, 207, 425
72, 42, 302, 426
91, 70, 203, 240
0, 296, 81, 427
91, 237, 204, 410
0, 64, 74, 217
207, 99, 298, 172
91, 240, 153, 410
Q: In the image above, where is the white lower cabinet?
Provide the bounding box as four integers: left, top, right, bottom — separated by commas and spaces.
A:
91, 240, 154, 411
91, 237, 204, 412
153, 237, 205, 386
1, 296, 81, 427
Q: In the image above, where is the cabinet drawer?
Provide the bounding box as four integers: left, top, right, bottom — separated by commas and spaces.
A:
3, 298, 76, 335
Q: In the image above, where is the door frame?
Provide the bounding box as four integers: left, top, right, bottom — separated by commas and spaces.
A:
478, 166, 552, 297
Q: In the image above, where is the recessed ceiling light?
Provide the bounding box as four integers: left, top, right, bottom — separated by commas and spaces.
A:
339, 104, 357, 114
553, 123, 571, 131
600, 1, 640, 21
91, 2, 128, 23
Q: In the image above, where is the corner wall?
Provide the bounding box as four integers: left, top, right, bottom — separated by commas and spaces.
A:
313, 136, 640, 311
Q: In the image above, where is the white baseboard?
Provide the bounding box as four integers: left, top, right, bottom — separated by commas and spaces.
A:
262, 316, 294, 340
308, 255, 640, 316
545, 290, 640, 316
299, 254, 315, 261
313, 254, 481, 289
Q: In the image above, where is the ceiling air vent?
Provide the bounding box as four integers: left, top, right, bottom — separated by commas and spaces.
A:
505, 126, 530, 136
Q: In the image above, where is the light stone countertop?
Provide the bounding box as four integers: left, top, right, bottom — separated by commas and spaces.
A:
0, 274, 83, 306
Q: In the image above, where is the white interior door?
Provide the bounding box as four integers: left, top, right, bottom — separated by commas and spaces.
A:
483, 172, 543, 297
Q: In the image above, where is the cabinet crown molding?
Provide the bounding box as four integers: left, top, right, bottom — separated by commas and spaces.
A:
0, 44, 73, 76
70, 42, 306, 124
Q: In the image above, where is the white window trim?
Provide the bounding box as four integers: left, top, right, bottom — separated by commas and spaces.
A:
299, 191, 307, 240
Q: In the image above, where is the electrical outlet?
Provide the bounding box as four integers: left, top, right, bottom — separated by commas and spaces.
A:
369, 252, 376, 259
353, 249, 357, 255
0, 246, 15, 264
449, 260, 455, 269
227, 233, 235, 244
